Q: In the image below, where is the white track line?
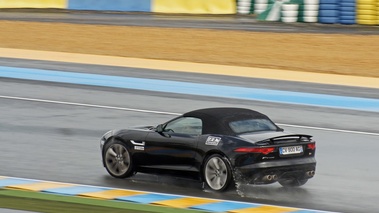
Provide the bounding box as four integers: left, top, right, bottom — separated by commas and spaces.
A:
276, 123, 379, 136
1, 95, 378, 136
0, 95, 180, 116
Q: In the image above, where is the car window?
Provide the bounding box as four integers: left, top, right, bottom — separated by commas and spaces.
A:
164, 117, 202, 135
229, 118, 277, 134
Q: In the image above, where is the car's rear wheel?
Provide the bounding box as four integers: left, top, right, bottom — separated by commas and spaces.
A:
278, 178, 308, 187
203, 154, 233, 191
103, 140, 134, 178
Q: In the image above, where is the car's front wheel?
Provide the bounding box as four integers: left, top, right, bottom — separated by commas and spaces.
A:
278, 178, 308, 187
103, 140, 134, 178
203, 154, 233, 191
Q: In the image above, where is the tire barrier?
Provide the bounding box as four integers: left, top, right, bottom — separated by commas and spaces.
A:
281, 3, 300, 22
258, 0, 318, 23
303, 0, 319, 22
339, 0, 356, 24
258, 0, 296, 21
255, 0, 269, 14
318, 0, 339, 23
237, 0, 254, 14
356, 0, 378, 25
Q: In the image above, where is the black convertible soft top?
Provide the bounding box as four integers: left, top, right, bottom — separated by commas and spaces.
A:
183, 108, 274, 135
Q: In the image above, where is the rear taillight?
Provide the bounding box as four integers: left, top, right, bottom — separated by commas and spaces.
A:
234, 147, 275, 155
307, 143, 316, 150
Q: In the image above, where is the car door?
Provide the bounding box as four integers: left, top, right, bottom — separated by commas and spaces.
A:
141, 117, 203, 171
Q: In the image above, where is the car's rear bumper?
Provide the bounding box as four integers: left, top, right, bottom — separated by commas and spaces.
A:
235, 157, 316, 184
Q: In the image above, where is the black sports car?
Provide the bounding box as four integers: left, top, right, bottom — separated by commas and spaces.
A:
100, 108, 316, 191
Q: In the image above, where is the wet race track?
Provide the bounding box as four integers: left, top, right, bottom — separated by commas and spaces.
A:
1, 13, 379, 213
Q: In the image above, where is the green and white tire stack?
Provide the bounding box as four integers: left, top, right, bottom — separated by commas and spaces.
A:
238, 0, 254, 14
357, 0, 378, 25
303, 0, 319, 22
258, 0, 292, 20
281, 3, 300, 22
255, 0, 269, 14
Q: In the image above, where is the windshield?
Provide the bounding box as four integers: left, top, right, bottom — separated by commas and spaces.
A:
229, 118, 278, 134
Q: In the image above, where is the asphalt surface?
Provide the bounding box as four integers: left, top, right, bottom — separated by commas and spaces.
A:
1, 60, 379, 213
1, 11, 379, 213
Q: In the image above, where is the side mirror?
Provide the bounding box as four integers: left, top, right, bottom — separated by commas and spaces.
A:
156, 124, 171, 138
156, 124, 163, 133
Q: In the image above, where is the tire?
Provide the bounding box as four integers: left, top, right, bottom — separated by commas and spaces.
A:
340, 8, 356, 14
319, 4, 339, 10
339, 11, 356, 16
319, 0, 338, 4
203, 154, 233, 192
319, 9, 339, 17
278, 178, 308, 187
319, 16, 339, 24
103, 140, 134, 178
339, 19, 356, 24
340, 2, 355, 7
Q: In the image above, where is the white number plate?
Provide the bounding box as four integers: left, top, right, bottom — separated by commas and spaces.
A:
280, 145, 303, 155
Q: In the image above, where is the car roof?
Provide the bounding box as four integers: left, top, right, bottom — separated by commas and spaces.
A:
183, 107, 267, 119
183, 107, 271, 135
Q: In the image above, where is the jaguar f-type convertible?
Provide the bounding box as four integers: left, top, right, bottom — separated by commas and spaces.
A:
100, 108, 316, 191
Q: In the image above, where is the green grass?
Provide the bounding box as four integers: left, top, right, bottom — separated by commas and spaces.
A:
0, 189, 206, 213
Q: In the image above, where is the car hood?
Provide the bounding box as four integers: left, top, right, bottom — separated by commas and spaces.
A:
130, 125, 155, 130
237, 131, 311, 144
108, 125, 155, 136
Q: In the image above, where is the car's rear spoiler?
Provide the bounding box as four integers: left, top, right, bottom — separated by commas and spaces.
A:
263, 134, 313, 145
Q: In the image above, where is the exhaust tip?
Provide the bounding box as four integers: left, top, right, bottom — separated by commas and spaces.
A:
306, 170, 315, 177
262, 174, 278, 182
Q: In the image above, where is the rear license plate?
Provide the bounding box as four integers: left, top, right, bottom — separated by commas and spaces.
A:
280, 145, 303, 155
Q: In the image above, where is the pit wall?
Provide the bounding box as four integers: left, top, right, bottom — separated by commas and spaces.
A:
0, 0, 378, 25
0, 0, 236, 14
0, 0, 67, 8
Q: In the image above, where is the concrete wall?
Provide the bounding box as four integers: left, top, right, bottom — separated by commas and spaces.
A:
0, 0, 66, 8
68, 0, 151, 12
0, 0, 234, 14
152, 0, 235, 14
1, 0, 378, 25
